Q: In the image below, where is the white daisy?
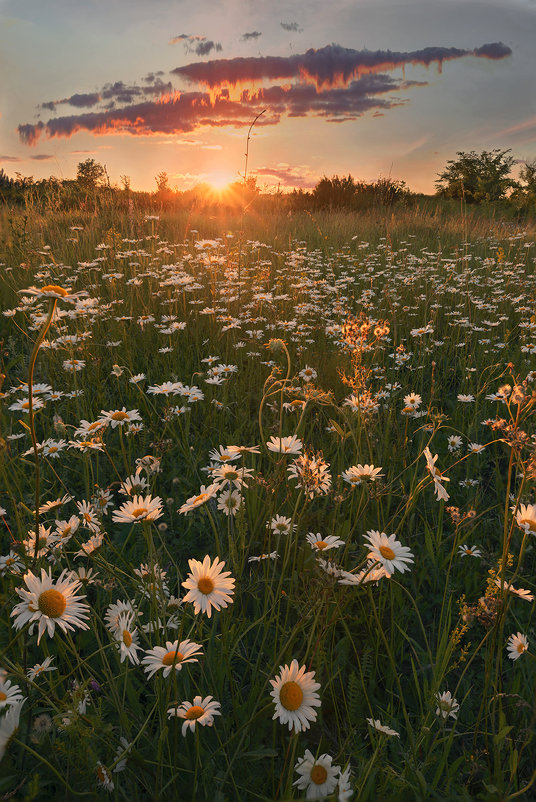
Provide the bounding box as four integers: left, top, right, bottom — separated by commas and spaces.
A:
178, 484, 219, 515
507, 632, 529, 661
266, 435, 303, 454
294, 749, 340, 799
168, 695, 221, 736
112, 494, 163, 523
435, 691, 459, 720
181, 556, 235, 618
142, 639, 203, 678
363, 530, 414, 575
306, 533, 345, 552
270, 659, 321, 732
366, 718, 400, 736
0, 679, 24, 709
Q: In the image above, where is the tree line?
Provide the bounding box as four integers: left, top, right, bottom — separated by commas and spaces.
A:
1, 150, 535, 216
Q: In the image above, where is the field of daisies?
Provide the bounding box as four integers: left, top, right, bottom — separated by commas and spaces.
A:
1, 208, 535, 800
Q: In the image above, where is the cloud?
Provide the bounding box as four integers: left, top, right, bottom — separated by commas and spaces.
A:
169, 33, 222, 56
41, 80, 173, 113
280, 22, 302, 33
29, 154, 54, 160
0, 154, 21, 162
172, 42, 512, 90
18, 41, 512, 146
241, 31, 262, 41
253, 163, 317, 188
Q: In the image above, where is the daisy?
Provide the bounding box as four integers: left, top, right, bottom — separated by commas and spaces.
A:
299, 366, 317, 383
403, 392, 422, 409
96, 762, 114, 793
458, 544, 482, 558
75, 532, 104, 558
515, 503, 536, 534
182, 556, 235, 618
435, 691, 459, 720
494, 580, 534, 602
98, 407, 142, 429
112, 613, 141, 665
0, 700, 25, 762
366, 718, 400, 736
142, 639, 203, 678
211, 464, 253, 489
112, 494, 163, 523
178, 484, 219, 515
507, 632, 529, 660
76, 500, 101, 532
19, 284, 87, 303
270, 515, 294, 535
457, 394, 475, 402
447, 435, 463, 452
168, 695, 221, 736
341, 464, 384, 487
119, 468, 149, 496
11, 568, 90, 644
0, 679, 24, 709
306, 533, 345, 552
248, 551, 279, 563
270, 659, 321, 732
338, 560, 391, 586
423, 447, 450, 502
338, 764, 354, 801
207, 445, 242, 463
363, 530, 414, 575
216, 488, 242, 516
54, 516, 80, 542
0, 551, 23, 576
266, 435, 303, 454
294, 749, 340, 800
26, 656, 57, 681
105, 600, 138, 632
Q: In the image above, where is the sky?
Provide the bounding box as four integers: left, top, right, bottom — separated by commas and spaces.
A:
1, 0, 535, 194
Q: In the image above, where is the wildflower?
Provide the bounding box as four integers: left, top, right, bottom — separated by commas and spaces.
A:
270, 659, 321, 732
423, 446, 450, 502
447, 435, 463, 452
0, 701, 25, 762
507, 632, 529, 660
76, 500, 101, 532
113, 737, 132, 773
338, 560, 391, 585
458, 544, 482, 558
168, 695, 221, 736
299, 366, 317, 383
216, 488, 242, 516
75, 532, 104, 558
0, 679, 24, 709
119, 468, 150, 496
19, 285, 87, 303
0, 552, 23, 575
113, 613, 141, 665
207, 445, 241, 463
178, 484, 219, 515
306, 533, 345, 552
468, 442, 485, 454
99, 407, 142, 429
11, 569, 90, 644
270, 515, 294, 535
105, 600, 138, 632
142, 639, 203, 678
211, 464, 253, 489
494, 580, 533, 602
288, 451, 332, 498
248, 551, 278, 563
96, 762, 114, 793
26, 656, 57, 681
363, 530, 414, 575
403, 392, 422, 409
515, 503, 536, 534
435, 691, 459, 720
338, 764, 354, 801
366, 718, 400, 736
294, 749, 340, 800
112, 494, 163, 523
341, 464, 384, 486
266, 435, 303, 454
182, 556, 235, 618
457, 394, 475, 402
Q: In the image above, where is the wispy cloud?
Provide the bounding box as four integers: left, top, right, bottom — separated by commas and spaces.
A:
169, 33, 222, 57
241, 31, 262, 41
280, 22, 303, 33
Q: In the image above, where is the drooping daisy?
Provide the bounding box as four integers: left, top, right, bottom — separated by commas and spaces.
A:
270, 659, 321, 732
338, 560, 391, 586
494, 580, 534, 602
26, 656, 57, 681
181, 556, 235, 618
341, 464, 384, 487
507, 632, 529, 661
423, 447, 450, 502
294, 749, 340, 800
168, 695, 221, 736
0, 679, 24, 709
96, 762, 115, 793
266, 435, 303, 454
112, 494, 163, 523
178, 484, 219, 515
435, 691, 459, 720
11, 569, 90, 644
363, 530, 414, 575
366, 718, 400, 737
141, 639, 203, 678
338, 764, 354, 801
306, 533, 345, 552
113, 613, 141, 665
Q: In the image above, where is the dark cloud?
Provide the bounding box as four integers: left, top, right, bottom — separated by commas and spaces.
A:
143, 71, 165, 83
280, 22, 302, 32
29, 154, 54, 160
0, 154, 21, 162
40, 81, 171, 113
254, 164, 316, 188
193, 40, 222, 57
241, 31, 262, 41
172, 42, 512, 90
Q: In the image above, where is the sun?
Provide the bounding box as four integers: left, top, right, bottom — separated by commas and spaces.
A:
206, 171, 236, 192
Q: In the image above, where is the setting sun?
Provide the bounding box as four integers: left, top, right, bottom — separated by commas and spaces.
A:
206, 171, 236, 191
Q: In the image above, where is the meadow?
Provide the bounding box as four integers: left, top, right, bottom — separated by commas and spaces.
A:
0, 201, 535, 801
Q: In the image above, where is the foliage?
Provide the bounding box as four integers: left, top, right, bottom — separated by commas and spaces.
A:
435, 149, 517, 203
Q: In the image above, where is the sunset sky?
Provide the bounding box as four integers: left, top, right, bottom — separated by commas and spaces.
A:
1, 0, 535, 194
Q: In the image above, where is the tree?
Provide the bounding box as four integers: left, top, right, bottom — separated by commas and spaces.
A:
155, 171, 169, 193
76, 158, 105, 190
435, 149, 516, 203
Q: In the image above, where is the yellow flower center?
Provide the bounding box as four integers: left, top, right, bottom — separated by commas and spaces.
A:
517, 642, 526, 653
131, 507, 147, 518
38, 589, 67, 618
310, 765, 328, 785
275, 523, 288, 532
519, 517, 536, 532
0, 691, 7, 701
185, 705, 205, 720
198, 577, 214, 595
194, 493, 208, 504
379, 545, 395, 561
22, 401, 30, 409
88, 422, 101, 431
48, 447, 58, 453
122, 630, 133, 647
219, 455, 231, 462
41, 284, 68, 296
83, 512, 92, 522
162, 650, 184, 666
279, 680, 303, 711
111, 411, 129, 421
314, 540, 328, 550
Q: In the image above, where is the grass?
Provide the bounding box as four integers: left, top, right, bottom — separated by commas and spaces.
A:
0, 200, 535, 801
